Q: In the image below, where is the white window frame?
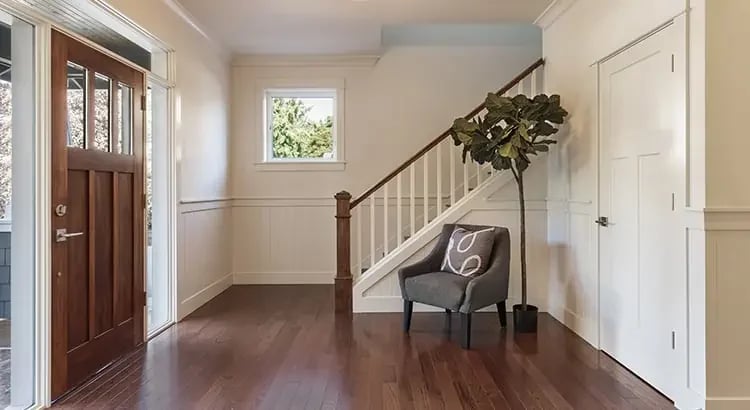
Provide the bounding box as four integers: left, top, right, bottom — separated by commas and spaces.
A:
256, 78, 345, 172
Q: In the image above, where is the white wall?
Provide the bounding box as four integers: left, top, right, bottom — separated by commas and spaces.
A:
231, 38, 542, 284
107, 0, 233, 319
541, 0, 705, 408
703, 2, 750, 410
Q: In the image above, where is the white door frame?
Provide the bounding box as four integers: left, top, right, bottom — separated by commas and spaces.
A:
0, 1, 178, 407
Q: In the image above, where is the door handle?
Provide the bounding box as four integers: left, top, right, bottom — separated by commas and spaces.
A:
56, 228, 84, 242
594, 216, 609, 227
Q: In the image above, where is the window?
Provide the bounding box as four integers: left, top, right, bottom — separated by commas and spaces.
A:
257, 82, 345, 171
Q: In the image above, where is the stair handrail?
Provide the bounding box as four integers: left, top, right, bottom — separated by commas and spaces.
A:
349, 58, 545, 209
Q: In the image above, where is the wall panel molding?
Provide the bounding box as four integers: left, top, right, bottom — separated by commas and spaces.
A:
179, 198, 232, 214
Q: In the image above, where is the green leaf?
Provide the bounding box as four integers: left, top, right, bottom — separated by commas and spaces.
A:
518, 121, 531, 141
499, 143, 519, 159
456, 131, 473, 145
452, 117, 480, 133
515, 158, 530, 173
485, 93, 512, 111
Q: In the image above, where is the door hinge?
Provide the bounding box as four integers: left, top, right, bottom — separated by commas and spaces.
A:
671, 331, 676, 349
143, 291, 147, 306
141, 94, 147, 111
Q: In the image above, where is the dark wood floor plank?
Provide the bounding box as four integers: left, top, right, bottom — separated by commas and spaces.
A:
54, 285, 673, 410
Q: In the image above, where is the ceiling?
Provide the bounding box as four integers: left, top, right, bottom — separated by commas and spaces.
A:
175, 0, 553, 54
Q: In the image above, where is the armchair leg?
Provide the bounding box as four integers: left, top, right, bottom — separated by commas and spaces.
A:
403, 300, 413, 333
460, 313, 472, 349
496, 301, 507, 328
444, 309, 452, 332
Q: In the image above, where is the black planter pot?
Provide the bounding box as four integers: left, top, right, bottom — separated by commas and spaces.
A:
513, 304, 539, 333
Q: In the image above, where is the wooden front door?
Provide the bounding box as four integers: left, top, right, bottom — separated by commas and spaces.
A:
50, 31, 145, 399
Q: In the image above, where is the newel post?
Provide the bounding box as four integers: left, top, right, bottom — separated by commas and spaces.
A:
334, 191, 353, 314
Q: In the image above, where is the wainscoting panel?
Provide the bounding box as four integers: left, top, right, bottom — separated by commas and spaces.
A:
546, 199, 598, 346
178, 200, 233, 319
231, 196, 462, 285
704, 212, 750, 406
232, 198, 336, 284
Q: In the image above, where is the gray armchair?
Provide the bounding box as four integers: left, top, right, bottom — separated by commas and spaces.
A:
398, 224, 511, 349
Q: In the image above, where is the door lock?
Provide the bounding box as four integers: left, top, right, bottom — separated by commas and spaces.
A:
55, 204, 67, 217
595, 216, 609, 227
56, 228, 84, 242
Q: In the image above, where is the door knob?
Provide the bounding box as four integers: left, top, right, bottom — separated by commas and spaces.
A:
56, 228, 84, 242
594, 216, 609, 227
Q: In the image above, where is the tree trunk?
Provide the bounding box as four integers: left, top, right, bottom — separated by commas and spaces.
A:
517, 170, 528, 310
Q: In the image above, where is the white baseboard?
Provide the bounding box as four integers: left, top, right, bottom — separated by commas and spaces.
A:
233, 271, 334, 285
354, 295, 523, 313
177, 273, 233, 320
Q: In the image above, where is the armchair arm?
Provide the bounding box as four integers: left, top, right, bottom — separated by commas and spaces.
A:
398, 225, 454, 299
459, 227, 511, 313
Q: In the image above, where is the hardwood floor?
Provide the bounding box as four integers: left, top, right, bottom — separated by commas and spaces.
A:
55, 285, 673, 409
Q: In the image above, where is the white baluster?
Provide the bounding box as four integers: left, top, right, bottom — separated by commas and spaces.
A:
517, 78, 524, 96
370, 195, 375, 267
463, 158, 469, 197
450, 147, 456, 205
396, 173, 402, 246
476, 161, 483, 186
383, 183, 389, 255
436, 143, 442, 216
423, 152, 429, 227
357, 208, 362, 276
531, 68, 538, 96
410, 164, 415, 236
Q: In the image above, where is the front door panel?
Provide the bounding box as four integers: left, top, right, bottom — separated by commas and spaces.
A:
51, 30, 145, 399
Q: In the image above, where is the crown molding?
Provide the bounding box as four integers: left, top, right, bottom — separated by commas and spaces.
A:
161, 0, 229, 58
232, 54, 381, 68
534, 0, 578, 30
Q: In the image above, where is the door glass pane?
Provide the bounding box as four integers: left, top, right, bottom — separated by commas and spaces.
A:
93, 73, 110, 151
116, 83, 132, 155
146, 85, 170, 334
66, 63, 86, 148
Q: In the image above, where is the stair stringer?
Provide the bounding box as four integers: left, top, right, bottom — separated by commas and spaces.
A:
352, 172, 515, 313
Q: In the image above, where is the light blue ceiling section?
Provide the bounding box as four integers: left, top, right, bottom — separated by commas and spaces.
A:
381, 23, 541, 48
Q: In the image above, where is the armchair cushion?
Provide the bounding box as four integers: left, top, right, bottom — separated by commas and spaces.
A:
404, 272, 472, 310
440, 226, 496, 277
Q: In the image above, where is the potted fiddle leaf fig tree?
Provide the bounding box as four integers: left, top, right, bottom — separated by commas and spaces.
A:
450, 93, 568, 333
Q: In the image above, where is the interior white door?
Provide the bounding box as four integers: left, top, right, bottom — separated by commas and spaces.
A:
598, 22, 684, 399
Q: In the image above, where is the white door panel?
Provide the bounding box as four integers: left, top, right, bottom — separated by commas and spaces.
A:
598, 22, 683, 400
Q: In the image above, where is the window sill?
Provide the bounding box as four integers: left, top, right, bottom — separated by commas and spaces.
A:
254, 161, 346, 172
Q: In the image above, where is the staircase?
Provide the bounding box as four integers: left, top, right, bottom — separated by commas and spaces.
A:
334, 58, 545, 313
